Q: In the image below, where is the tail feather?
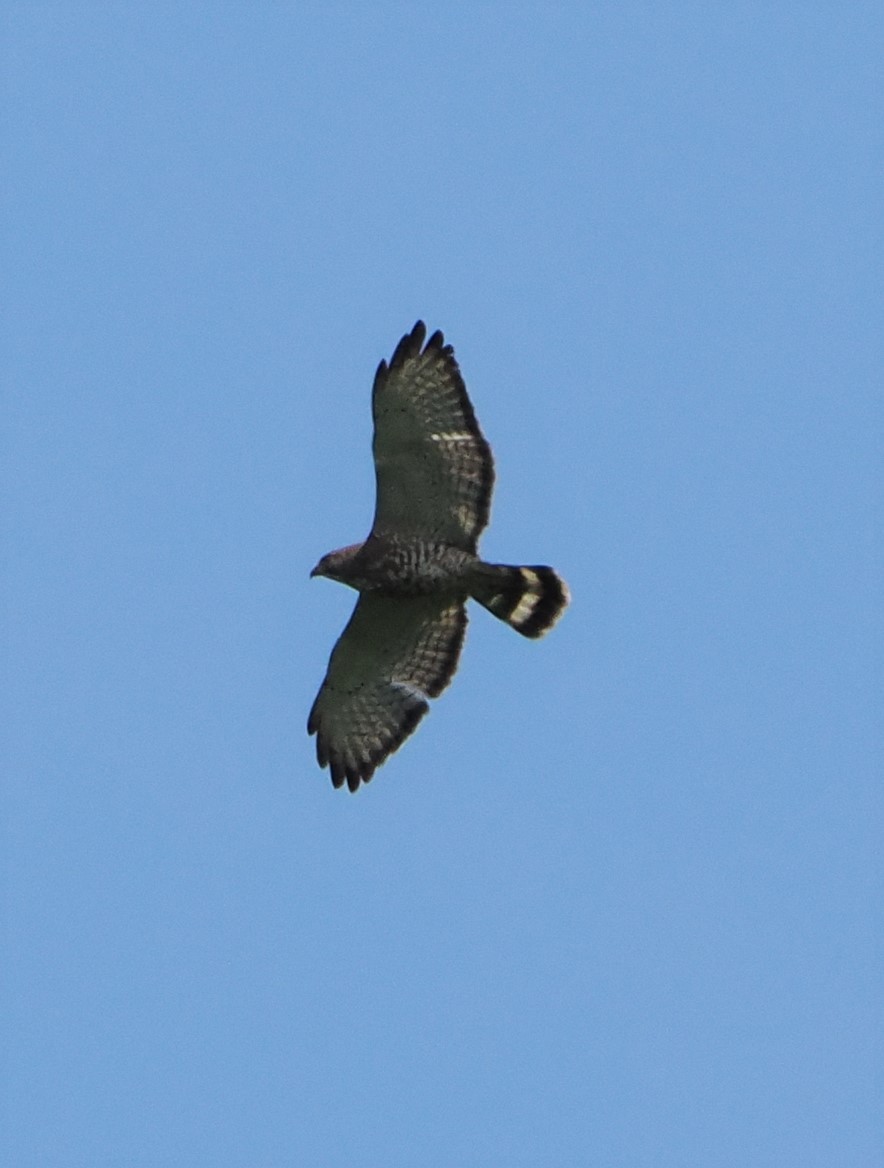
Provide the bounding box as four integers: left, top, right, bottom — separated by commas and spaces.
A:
470, 563, 569, 638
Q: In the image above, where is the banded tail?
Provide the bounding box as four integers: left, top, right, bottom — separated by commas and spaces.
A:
470, 563, 569, 638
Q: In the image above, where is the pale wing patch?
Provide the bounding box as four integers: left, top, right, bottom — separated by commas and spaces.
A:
456, 503, 480, 537
430, 431, 475, 443
389, 679, 430, 704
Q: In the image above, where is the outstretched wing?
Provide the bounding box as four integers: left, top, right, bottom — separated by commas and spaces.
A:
370, 321, 494, 552
308, 594, 467, 791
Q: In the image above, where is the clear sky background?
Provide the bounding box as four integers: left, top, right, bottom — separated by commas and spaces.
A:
3, 5, 881, 1166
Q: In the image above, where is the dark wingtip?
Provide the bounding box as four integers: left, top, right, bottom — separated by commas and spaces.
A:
322, 696, 431, 793
307, 696, 320, 737
390, 321, 427, 369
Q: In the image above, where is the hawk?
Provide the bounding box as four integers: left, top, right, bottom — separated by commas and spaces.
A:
309, 321, 569, 791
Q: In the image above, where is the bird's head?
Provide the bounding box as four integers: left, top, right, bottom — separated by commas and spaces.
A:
310, 543, 364, 583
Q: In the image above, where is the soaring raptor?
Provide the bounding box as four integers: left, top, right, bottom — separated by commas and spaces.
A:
309, 321, 568, 791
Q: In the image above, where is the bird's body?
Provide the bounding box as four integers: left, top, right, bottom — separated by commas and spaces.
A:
313, 537, 478, 597
309, 322, 568, 791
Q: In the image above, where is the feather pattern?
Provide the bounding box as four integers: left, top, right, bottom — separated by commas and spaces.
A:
371, 321, 494, 552
308, 595, 467, 790
308, 323, 568, 792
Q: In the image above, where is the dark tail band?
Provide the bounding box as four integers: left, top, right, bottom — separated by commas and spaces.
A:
470, 563, 569, 638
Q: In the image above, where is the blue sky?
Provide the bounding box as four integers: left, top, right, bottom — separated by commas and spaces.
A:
3, 4, 880, 1165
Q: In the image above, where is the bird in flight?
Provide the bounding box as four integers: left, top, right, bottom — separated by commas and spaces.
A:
309, 321, 569, 791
